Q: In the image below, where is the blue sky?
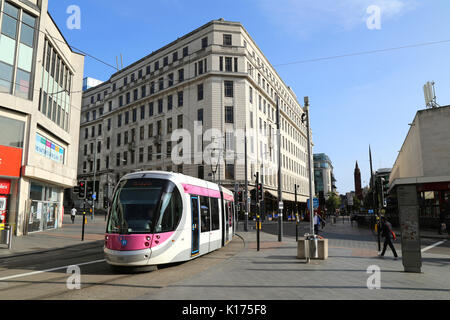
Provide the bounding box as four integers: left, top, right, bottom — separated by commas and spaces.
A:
48, 0, 450, 194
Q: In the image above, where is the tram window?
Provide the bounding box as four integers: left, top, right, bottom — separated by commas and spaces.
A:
155, 187, 183, 233
210, 198, 220, 230
200, 196, 210, 232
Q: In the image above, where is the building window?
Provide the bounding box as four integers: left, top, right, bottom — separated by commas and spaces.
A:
225, 57, 232, 72
223, 34, 232, 46
163, 56, 168, 66
198, 165, 204, 179
178, 91, 183, 107
225, 106, 234, 123
140, 126, 145, 140
140, 105, 145, 120
158, 99, 163, 114
197, 84, 203, 100
167, 118, 172, 134
197, 108, 203, 124
149, 102, 154, 117
1, 4, 37, 100
167, 95, 173, 110
148, 146, 153, 161
173, 51, 178, 62
150, 81, 155, 94
168, 73, 174, 87
178, 68, 184, 82
177, 115, 183, 129
224, 81, 233, 97
201, 37, 208, 49
183, 46, 188, 57
158, 77, 164, 91
225, 164, 234, 180
148, 123, 153, 138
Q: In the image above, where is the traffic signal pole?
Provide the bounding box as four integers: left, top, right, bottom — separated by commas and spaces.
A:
81, 200, 86, 241
255, 172, 260, 251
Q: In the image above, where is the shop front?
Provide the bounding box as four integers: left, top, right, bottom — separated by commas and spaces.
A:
388, 179, 450, 231
0, 179, 11, 225
27, 181, 62, 233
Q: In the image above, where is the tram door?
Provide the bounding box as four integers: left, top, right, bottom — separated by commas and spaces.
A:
190, 196, 200, 256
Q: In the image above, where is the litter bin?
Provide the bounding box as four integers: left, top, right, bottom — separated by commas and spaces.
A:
305, 234, 319, 259
0, 224, 12, 249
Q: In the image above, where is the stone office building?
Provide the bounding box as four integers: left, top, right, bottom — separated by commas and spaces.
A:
77, 19, 313, 218
0, 0, 84, 235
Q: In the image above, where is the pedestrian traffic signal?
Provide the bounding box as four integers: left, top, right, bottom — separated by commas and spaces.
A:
257, 183, 263, 201
78, 180, 86, 199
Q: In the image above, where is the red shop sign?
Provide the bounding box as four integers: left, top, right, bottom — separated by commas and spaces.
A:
0, 179, 11, 195
0, 145, 22, 178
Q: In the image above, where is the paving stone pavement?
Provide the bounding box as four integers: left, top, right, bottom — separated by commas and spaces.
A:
138, 219, 450, 300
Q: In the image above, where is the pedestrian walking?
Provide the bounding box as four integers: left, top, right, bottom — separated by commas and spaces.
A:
313, 212, 321, 235
379, 217, 398, 259
71, 206, 77, 224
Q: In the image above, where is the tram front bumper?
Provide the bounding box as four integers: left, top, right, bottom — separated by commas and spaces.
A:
104, 247, 152, 266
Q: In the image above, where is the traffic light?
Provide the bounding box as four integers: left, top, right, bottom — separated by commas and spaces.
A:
78, 180, 86, 199
86, 181, 94, 199
103, 198, 109, 209
257, 183, 263, 201
237, 191, 243, 202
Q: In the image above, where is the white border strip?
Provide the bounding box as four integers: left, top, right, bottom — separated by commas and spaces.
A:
421, 240, 446, 253
0, 259, 106, 281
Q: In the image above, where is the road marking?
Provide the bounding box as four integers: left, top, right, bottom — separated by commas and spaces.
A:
0, 259, 106, 281
421, 240, 446, 253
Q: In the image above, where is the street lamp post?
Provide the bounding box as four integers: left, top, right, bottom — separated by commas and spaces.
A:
304, 96, 315, 236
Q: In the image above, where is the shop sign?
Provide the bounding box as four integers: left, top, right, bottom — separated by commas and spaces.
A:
0, 145, 22, 178
35, 133, 65, 164
0, 179, 11, 194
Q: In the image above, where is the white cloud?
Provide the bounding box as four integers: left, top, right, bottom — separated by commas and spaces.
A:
256, 0, 419, 37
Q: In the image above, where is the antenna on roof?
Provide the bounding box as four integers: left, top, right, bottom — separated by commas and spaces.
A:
423, 81, 440, 108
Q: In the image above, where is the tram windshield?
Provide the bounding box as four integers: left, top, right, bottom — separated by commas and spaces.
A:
107, 178, 182, 234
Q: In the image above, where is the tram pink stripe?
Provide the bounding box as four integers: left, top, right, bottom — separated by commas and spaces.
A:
182, 184, 221, 198
223, 193, 234, 201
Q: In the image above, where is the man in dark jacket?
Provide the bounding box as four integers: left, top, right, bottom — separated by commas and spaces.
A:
379, 217, 398, 259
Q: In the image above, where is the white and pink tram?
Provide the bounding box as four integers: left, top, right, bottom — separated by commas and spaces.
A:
104, 171, 236, 267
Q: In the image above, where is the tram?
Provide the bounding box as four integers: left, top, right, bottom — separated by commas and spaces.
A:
104, 171, 236, 267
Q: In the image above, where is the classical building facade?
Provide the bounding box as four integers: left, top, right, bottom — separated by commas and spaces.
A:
0, 0, 84, 235
76, 19, 313, 217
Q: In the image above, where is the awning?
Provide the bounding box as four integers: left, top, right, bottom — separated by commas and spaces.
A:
265, 189, 309, 203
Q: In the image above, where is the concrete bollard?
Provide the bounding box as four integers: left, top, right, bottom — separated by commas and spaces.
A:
297, 236, 328, 260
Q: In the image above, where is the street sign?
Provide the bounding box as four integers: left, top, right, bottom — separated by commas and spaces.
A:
307, 198, 319, 210
279, 201, 284, 210
92, 193, 96, 200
